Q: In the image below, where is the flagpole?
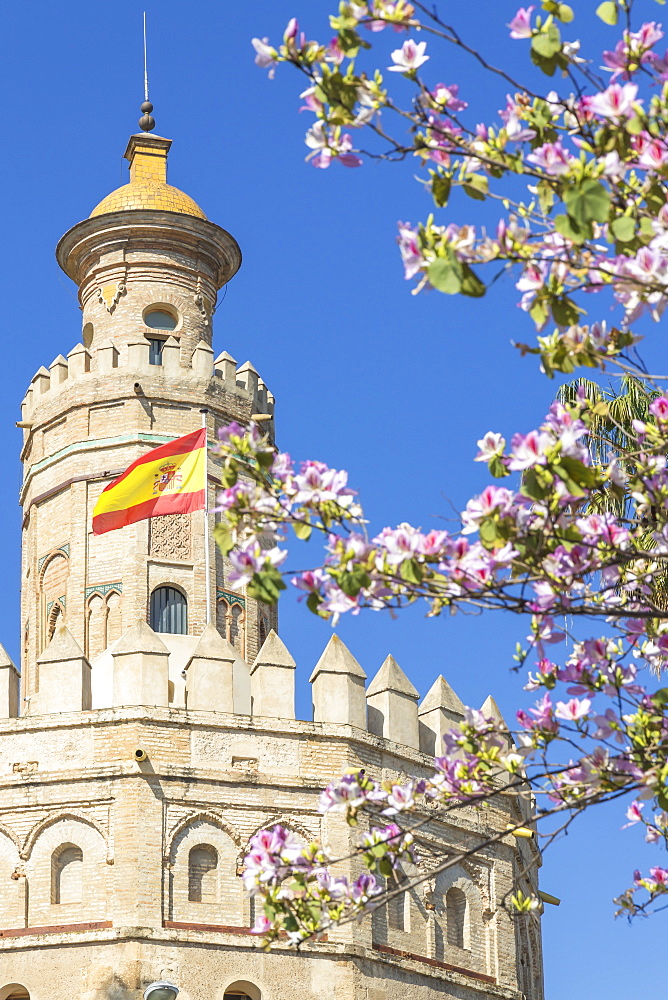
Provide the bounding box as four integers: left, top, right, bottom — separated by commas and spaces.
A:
200, 408, 211, 626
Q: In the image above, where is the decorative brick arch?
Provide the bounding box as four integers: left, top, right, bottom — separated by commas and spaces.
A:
24, 813, 111, 928
167, 812, 243, 925
39, 550, 70, 654
85, 587, 123, 658
0, 823, 21, 855
0, 828, 24, 930
167, 810, 242, 862
22, 810, 110, 861
217, 593, 246, 658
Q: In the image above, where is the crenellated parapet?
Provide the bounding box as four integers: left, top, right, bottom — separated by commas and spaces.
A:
21, 343, 274, 427
6, 620, 507, 760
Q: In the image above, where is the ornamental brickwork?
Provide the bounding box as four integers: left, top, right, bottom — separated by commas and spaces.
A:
0, 127, 544, 1000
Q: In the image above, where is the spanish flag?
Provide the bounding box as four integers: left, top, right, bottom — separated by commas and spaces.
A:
92, 428, 207, 535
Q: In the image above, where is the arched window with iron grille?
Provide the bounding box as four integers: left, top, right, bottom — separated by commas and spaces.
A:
150, 586, 188, 634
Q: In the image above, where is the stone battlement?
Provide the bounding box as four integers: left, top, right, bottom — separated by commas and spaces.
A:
21, 342, 274, 425
0, 623, 511, 766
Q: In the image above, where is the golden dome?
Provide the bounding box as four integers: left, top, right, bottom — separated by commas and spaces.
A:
89, 133, 207, 221
90, 182, 206, 219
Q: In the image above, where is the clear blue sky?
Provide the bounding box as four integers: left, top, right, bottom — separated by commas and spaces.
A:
1, 1, 666, 993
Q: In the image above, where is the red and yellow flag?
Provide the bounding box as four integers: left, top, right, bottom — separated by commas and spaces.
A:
92, 428, 207, 535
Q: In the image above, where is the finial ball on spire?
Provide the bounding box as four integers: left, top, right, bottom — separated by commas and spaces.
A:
139, 101, 155, 132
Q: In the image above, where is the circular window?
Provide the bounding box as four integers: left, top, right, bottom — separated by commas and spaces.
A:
144, 309, 177, 331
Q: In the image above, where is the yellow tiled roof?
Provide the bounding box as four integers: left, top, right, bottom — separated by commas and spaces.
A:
89, 133, 207, 221
90, 182, 207, 219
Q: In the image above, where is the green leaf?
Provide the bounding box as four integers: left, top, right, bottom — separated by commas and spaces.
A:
479, 520, 499, 547
460, 264, 486, 298
293, 521, 312, 541
521, 468, 550, 502
563, 180, 611, 226
543, 0, 574, 19
596, 1, 618, 24
554, 213, 591, 245
338, 567, 371, 596
530, 48, 559, 76
247, 567, 287, 604
531, 23, 562, 58
428, 255, 462, 294
639, 217, 656, 241
306, 591, 323, 616
556, 455, 598, 487
529, 297, 549, 328
610, 216, 636, 242
221, 461, 238, 488
489, 455, 510, 478
400, 558, 424, 585
213, 524, 234, 556
431, 173, 451, 207
462, 174, 489, 201
551, 295, 581, 327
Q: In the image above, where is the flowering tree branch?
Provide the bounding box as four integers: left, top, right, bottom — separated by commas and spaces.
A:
224, 0, 668, 945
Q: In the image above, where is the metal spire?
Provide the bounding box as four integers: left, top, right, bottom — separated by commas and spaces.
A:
138, 11, 156, 132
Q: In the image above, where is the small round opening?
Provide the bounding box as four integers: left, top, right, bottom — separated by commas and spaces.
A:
144, 309, 177, 331
82, 323, 94, 349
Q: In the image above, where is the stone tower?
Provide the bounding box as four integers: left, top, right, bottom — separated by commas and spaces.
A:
0, 123, 545, 1000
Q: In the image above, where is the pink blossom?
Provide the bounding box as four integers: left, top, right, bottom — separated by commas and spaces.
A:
461, 485, 516, 533
636, 137, 668, 171
228, 540, 287, 589
589, 83, 640, 119
623, 800, 644, 827
397, 221, 425, 280
252, 37, 278, 77
251, 914, 272, 934
305, 122, 362, 169
555, 697, 592, 722
650, 396, 668, 421
283, 17, 299, 42
383, 781, 417, 814
649, 866, 668, 886
325, 36, 345, 64
526, 140, 575, 176
388, 38, 429, 73
430, 82, 467, 112
417, 530, 450, 557
508, 6, 534, 39
475, 431, 506, 462
375, 523, 423, 563
507, 430, 550, 471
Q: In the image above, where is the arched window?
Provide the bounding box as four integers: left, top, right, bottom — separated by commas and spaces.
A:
217, 598, 246, 658
86, 594, 105, 659
144, 309, 177, 331
188, 844, 218, 902
150, 586, 187, 634
51, 844, 83, 904
0, 986, 30, 1000
230, 604, 245, 656
446, 886, 469, 949
106, 591, 122, 644
388, 874, 408, 931
223, 983, 261, 1000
